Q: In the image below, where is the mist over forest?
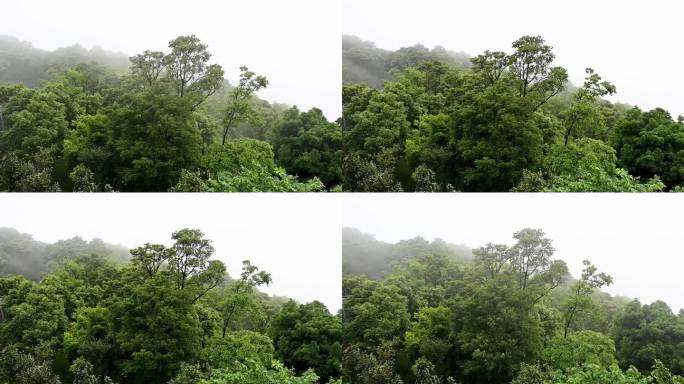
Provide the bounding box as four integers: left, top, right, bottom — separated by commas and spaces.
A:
0, 35, 130, 86
342, 227, 473, 279
343, 35, 470, 88
342, 35, 684, 193
0, 227, 341, 383
0, 35, 342, 192
0, 227, 130, 280
342, 227, 684, 384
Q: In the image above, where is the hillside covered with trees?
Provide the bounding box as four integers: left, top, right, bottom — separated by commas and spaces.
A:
342, 35, 684, 192
0, 35, 342, 191
342, 35, 470, 88
0, 228, 341, 383
342, 228, 684, 383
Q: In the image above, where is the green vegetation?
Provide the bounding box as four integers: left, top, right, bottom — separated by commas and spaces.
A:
342, 35, 683, 192
0, 228, 341, 383
342, 228, 684, 383
0, 35, 341, 191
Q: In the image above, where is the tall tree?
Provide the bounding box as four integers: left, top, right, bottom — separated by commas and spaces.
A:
221, 66, 268, 145
562, 260, 612, 338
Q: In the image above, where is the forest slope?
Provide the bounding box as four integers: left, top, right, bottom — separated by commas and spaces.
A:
342, 35, 683, 193
0, 228, 342, 383
0, 35, 342, 192
342, 227, 684, 384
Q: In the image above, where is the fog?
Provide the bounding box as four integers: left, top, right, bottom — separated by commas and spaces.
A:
1, 0, 341, 119
343, 194, 684, 313
344, 0, 684, 118
0, 194, 342, 312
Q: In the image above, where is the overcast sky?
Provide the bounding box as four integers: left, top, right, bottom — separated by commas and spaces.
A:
0, 194, 342, 313
1, 0, 341, 119
344, 0, 684, 118
344, 194, 684, 313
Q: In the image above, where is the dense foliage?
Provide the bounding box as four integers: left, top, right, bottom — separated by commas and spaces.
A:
0, 35, 342, 191
342, 35, 683, 191
0, 228, 341, 383
342, 227, 684, 383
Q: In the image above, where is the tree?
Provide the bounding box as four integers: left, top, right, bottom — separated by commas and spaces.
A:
342, 343, 403, 384
203, 360, 319, 384
509, 228, 568, 303
272, 107, 343, 188
454, 273, 544, 383
215, 260, 271, 338
509, 35, 567, 107
130, 243, 170, 279
0, 279, 67, 350
129, 50, 165, 88
169, 229, 226, 302
270, 300, 342, 382
562, 261, 613, 338
472, 243, 511, 280
405, 307, 454, 378
176, 140, 324, 192
515, 139, 666, 192
543, 330, 618, 371
0, 345, 62, 384
613, 107, 684, 189
110, 85, 202, 191
112, 273, 202, 384
164, 35, 224, 109
202, 330, 275, 369
343, 283, 410, 347
613, 300, 684, 375
561, 68, 616, 146
64, 307, 115, 376
221, 66, 268, 145
70, 357, 113, 384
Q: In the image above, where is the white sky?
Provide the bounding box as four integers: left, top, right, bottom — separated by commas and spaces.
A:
0, 194, 342, 313
343, 194, 684, 313
344, 0, 684, 118
1, 0, 342, 120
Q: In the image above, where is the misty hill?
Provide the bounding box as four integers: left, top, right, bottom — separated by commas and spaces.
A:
0, 35, 341, 192
0, 35, 130, 86
342, 228, 679, 383
0, 227, 130, 280
343, 227, 473, 279
343, 34, 470, 88
0, 227, 340, 382
342, 227, 634, 316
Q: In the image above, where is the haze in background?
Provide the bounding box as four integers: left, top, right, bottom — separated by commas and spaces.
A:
343, 194, 684, 312
1, 0, 341, 119
344, 0, 684, 117
0, 194, 342, 312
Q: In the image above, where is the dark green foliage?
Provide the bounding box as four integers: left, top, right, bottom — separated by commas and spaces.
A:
613, 107, 684, 190
272, 107, 343, 188
613, 300, 684, 375
270, 300, 342, 382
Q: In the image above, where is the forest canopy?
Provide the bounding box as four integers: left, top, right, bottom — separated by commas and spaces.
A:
342, 227, 684, 384
0, 228, 342, 384
342, 35, 684, 192
0, 35, 342, 192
